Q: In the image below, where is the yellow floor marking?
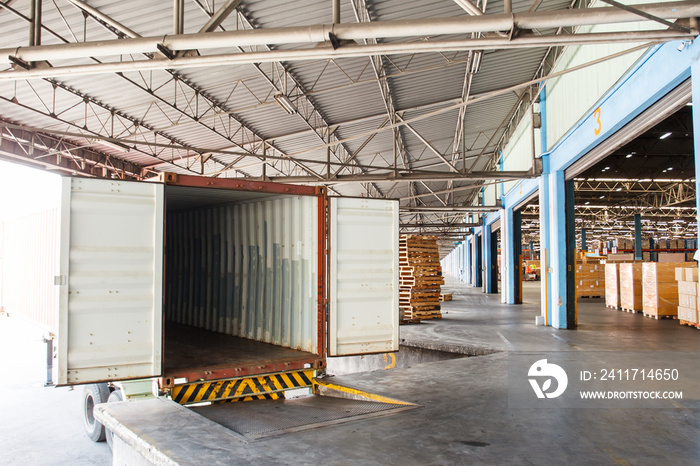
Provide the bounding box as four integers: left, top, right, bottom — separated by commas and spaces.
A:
314, 379, 415, 406
604, 449, 630, 466
383, 353, 397, 370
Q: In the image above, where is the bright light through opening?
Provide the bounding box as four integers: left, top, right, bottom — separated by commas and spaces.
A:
0, 161, 61, 221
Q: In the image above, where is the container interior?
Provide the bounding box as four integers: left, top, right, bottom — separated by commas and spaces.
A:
163, 186, 320, 378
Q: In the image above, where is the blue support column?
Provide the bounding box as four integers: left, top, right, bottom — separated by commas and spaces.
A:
529, 241, 534, 260
539, 154, 552, 326
465, 236, 472, 285
634, 213, 643, 261
489, 229, 499, 294
474, 233, 482, 288
581, 228, 587, 251
549, 170, 569, 329
506, 207, 522, 304
565, 178, 577, 328
483, 220, 491, 293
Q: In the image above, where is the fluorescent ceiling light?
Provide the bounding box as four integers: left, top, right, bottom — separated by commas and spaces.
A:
659, 132, 672, 139
92, 139, 130, 152
470, 50, 483, 74
274, 92, 297, 114
626, 153, 634, 158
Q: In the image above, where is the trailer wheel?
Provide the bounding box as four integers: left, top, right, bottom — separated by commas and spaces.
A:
83, 383, 109, 442
105, 389, 123, 452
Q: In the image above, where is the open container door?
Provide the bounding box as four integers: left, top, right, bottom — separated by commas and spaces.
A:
328, 198, 399, 356
57, 178, 164, 385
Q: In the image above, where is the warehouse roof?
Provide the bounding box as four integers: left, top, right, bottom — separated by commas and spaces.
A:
0, 0, 696, 237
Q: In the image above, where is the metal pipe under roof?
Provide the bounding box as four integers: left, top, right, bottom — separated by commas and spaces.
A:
0, 2, 696, 66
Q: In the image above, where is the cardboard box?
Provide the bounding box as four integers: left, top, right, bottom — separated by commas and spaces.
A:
642, 262, 686, 317
576, 261, 605, 297
619, 262, 644, 311
605, 263, 620, 308
658, 252, 687, 263
675, 267, 685, 281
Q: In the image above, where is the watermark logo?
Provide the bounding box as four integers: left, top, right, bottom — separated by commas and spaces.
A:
528, 359, 568, 399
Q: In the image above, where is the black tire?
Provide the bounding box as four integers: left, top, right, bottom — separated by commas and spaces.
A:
105, 389, 123, 452
82, 383, 109, 442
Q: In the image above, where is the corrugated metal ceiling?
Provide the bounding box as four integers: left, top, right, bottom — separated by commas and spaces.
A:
0, 0, 585, 207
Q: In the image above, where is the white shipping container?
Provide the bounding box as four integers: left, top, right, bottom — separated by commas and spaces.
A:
56, 175, 399, 386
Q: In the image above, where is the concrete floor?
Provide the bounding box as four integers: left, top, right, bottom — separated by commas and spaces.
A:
4, 277, 700, 465
0, 315, 112, 465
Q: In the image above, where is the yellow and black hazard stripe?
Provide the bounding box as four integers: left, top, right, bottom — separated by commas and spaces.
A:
172, 369, 315, 405
218, 392, 281, 403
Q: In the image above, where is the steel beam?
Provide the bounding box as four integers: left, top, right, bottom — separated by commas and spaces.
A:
230, 7, 381, 196
199, 0, 243, 33
62, 0, 321, 180
2, 30, 693, 81
267, 170, 535, 184
0, 123, 142, 179
2, 2, 698, 67
350, 0, 413, 197
400, 222, 481, 228
404, 206, 501, 213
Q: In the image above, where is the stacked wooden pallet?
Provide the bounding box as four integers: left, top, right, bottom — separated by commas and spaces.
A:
676, 267, 699, 328
439, 293, 452, 302
399, 235, 444, 320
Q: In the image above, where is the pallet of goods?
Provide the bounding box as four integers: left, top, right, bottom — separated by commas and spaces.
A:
604, 263, 621, 309
676, 267, 699, 328
619, 262, 644, 313
523, 260, 540, 281
576, 261, 605, 298
399, 235, 444, 321
642, 262, 691, 319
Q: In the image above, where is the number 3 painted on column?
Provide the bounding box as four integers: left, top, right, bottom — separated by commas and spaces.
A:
593, 107, 602, 136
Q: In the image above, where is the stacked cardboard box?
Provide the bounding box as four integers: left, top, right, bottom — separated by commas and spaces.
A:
616, 238, 633, 251
676, 267, 699, 327
604, 263, 621, 309
642, 262, 689, 319
671, 239, 685, 250
399, 235, 444, 321
619, 262, 644, 312
576, 261, 605, 298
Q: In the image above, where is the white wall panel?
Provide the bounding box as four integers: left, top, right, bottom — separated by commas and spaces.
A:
545, 0, 668, 149
1, 209, 60, 332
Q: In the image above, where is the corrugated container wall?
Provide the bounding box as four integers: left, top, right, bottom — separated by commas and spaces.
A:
165, 195, 319, 354
1, 208, 60, 331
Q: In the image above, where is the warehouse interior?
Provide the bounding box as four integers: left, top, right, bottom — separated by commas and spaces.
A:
1, 0, 700, 464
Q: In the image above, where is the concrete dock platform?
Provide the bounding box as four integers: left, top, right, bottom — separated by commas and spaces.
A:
96, 278, 700, 465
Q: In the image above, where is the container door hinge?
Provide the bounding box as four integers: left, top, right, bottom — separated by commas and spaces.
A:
54, 275, 66, 286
